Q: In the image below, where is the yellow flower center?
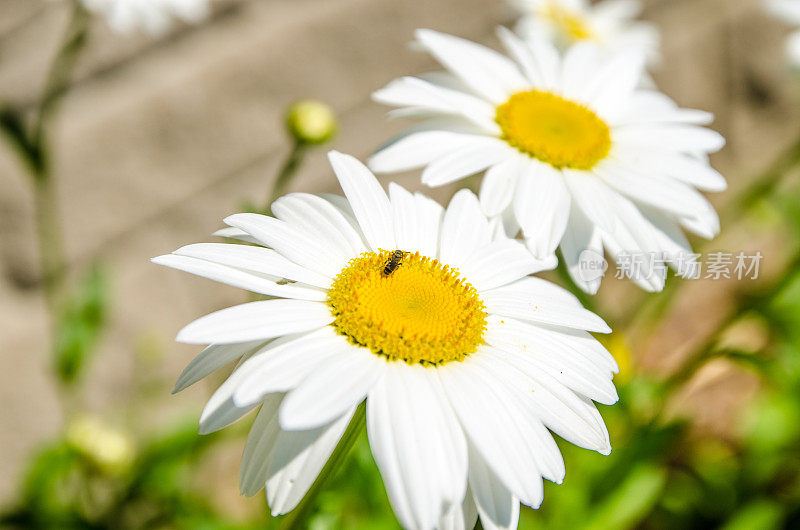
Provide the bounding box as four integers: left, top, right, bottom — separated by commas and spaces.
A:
326, 250, 487, 365
542, 2, 594, 42
495, 90, 612, 170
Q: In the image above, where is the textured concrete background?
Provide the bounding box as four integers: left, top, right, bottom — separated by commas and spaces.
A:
1, 0, 798, 507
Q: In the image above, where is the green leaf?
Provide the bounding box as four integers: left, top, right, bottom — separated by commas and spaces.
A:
54, 263, 108, 384
581, 463, 667, 530
720, 499, 785, 530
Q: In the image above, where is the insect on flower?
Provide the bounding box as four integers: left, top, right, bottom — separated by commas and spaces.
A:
382, 250, 405, 276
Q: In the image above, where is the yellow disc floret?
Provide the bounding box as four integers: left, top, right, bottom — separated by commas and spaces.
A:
326, 250, 487, 365
542, 2, 595, 43
496, 90, 612, 170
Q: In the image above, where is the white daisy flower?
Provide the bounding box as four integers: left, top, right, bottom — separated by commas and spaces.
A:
508, 0, 660, 63
153, 151, 620, 529
767, 0, 800, 66
70, 0, 212, 35
369, 29, 727, 293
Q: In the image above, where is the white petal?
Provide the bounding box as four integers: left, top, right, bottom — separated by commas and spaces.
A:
563, 169, 618, 233
479, 348, 611, 454
372, 76, 499, 131
172, 243, 332, 289
152, 254, 327, 301
560, 42, 601, 100
239, 394, 283, 496
560, 207, 605, 294
613, 124, 726, 153
271, 193, 367, 257
496, 26, 559, 89
328, 151, 396, 251
370, 127, 488, 174
415, 29, 527, 103
232, 327, 352, 407
266, 407, 356, 515
514, 161, 572, 259
485, 316, 618, 405
480, 158, 522, 217
468, 446, 520, 530
224, 213, 343, 278
459, 240, 555, 292
585, 51, 646, 119
367, 364, 468, 530
279, 346, 385, 430
422, 140, 513, 187
197, 342, 285, 434
415, 192, 445, 258
390, 183, 422, 254
176, 299, 333, 344
438, 190, 491, 269
213, 227, 259, 244
438, 357, 544, 507
482, 288, 611, 333
439, 489, 478, 530
173, 340, 264, 393
596, 161, 713, 218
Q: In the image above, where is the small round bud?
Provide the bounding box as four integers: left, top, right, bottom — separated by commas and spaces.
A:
66, 415, 135, 475
285, 99, 337, 145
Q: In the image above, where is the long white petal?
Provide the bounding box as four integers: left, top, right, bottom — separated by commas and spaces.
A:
439, 190, 492, 270
514, 161, 572, 259
224, 213, 343, 278
370, 128, 488, 174
232, 327, 351, 407
438, 357, 544, 507
173, 340, 265, 393
271, 193, 367, 257
563, 169, 618, 233
479, 348, 611, 454
496, 26, 559, 89
172, 243, 332, 289
266, 407, 356, 515
482, 289, 611, 333
421, 140, 513, 187
152, 254, 327, 301
459, 240, 555, 292
480, 157, 522, 217
415, 192, 445, 259
367, 364, 468, 530
372, 76, 499, 131
468, 446, 521, 530
560, 207, 605, 294
415, 29, 527, 103
176, 299, 333, 344
485, 317, 618, 405
239, 394, 283, 496
439, 487, 478, 530
328, 151, 396, 251
279, 346, 385, 430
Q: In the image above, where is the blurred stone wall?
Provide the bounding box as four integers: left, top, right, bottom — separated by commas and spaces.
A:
0, 0, 798, 504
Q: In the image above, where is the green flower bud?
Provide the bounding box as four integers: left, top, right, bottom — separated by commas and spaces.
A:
66, 415, 135, 475
285, 99, 337, 145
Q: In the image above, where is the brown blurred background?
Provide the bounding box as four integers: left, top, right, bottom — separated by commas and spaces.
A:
1, 0, 799, 516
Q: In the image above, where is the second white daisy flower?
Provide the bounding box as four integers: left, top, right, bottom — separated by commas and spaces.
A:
370, 29, 727, 293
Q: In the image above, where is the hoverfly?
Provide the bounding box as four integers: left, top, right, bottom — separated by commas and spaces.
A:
382, 250, 405, 276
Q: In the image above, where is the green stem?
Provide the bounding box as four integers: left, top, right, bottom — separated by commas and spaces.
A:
276, 402, 366, 530
265, 142, 308, 214
33, 175, 68, 320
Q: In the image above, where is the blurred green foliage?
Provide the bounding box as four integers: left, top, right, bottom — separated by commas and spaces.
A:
54, 265, 107, 386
